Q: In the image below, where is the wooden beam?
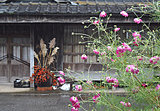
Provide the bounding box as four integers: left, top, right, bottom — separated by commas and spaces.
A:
55, 24, 64, 71
30, 24, 34, 87
7, 36, 11, 82
0, 34, 29, 38
0, 15, 158, 24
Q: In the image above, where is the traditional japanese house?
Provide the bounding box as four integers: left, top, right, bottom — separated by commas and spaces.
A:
0, 0, 158, 83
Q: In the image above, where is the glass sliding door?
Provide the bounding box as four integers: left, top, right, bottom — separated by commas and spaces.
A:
0, 38, 7, 82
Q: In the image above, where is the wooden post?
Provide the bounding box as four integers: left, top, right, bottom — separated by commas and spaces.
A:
55, 24, 64, 71
30, 24, 34, 87
7, 36, 11, 82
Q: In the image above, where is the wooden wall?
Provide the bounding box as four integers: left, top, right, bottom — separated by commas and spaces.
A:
63, 24, 103, 72
0, 24, 30, 82
62, 23, 158, 72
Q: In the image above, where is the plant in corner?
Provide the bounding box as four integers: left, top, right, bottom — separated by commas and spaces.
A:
30, 38, 60, 91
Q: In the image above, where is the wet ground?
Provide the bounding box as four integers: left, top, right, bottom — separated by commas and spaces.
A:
0, 83, 127, 111
0, 91, 94, 111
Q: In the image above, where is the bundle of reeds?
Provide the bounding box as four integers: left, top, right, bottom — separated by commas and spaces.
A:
34, 38, 59, 68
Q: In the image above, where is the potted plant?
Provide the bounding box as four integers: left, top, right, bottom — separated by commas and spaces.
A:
30, 38, 59, 91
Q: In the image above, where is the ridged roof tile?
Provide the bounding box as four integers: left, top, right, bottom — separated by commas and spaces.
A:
0, 0, 157, 14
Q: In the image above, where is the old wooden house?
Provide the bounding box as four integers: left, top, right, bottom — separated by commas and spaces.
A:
0, 0, 158, 83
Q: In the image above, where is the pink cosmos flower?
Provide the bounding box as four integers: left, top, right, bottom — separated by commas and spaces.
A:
120, 11, 128, 17
126, 65, 139, 74
107, 46, 112, 51
70, 96, 79, 104
120, 101, 131, 107
111, 58, 115, 62
116, 52, 124, 57
70, 96, 80, 109
59, 71, 65, 76
114, 28, 120, 32
81, 54, 87, 60
113, 83, 119, 88
117, 46, 125, 53
93, 93, 101, 103
156, 84, 160, 90
134, 18, 142, 24
75, 85, 82, 91
72, 102, 80, 109
106, 77, 116, 83
149, 56, 160, 64
93, 49, 99, 55
122, 43, 132, 52
106, 77, 119, 87
142, 83, 147, 88
100, 11, 107, 17
101, 52, 106, 55
132, 32, 141, 38
120, 101, 125, 106
117, 43, 132, 55
57, 77, 65, 84
86, 81, 93, 84
106, 76, 111, 83
112, 78, 119, 87
133, 41, 139, 46
71, 107, 79, 111
93, 20, 99, 24
137, 56, 143, 61
125, 102, 131, 107
116, 46, 125, 57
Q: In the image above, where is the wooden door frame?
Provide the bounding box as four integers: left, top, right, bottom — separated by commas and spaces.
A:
30, 24, 34, 87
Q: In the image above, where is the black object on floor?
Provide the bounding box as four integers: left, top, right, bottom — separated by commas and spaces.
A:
14, 79, 30, 88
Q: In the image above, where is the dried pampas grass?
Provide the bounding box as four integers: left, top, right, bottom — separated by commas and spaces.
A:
40, 39, 44, 49
40, 39, 48, 57
35, 38, 59, 68
51, 47, 59, 56
34, 51, 39, 61
34, 51, 41, 65
49, 38, 56, 49
47, 56, 55, 65
42, 44, 48, 57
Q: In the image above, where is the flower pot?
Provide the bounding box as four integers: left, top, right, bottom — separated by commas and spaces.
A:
37, 78, 52, 87
36, 86, 53, 91
34, 77, 53, 91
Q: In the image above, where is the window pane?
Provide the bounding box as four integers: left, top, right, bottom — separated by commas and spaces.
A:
22, 46, 30, 61
13, 46, 20, 58
0, 38, 7, 57
0, 46, 7, 57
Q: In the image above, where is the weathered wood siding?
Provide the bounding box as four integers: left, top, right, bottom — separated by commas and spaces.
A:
0, 24, 30, 82
63, 24, 103, 72
62, 23, 159, 72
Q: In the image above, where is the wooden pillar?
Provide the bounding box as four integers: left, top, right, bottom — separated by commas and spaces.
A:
30, 24, 34, 87
55, 24, 64, 71
7, 36, 11, 82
